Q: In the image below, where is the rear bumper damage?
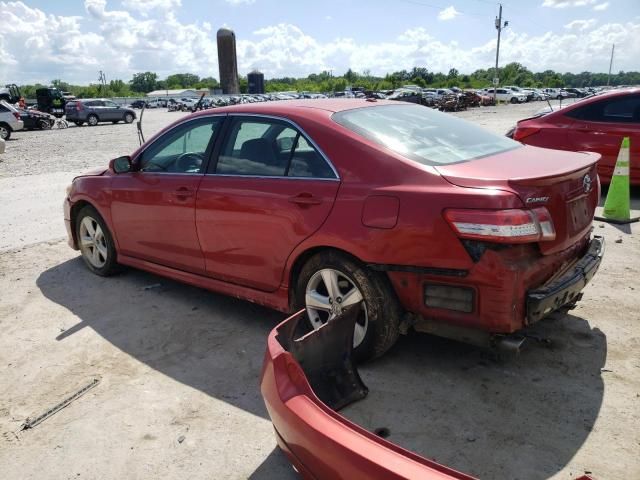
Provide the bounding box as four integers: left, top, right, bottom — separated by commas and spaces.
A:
260, 307, 600, 479
260, 306, 475, 480
526, 235, 604, 322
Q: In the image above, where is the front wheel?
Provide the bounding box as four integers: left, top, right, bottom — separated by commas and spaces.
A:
296, 251, 401, 362
510, 97, 518, 104
75, 206, 120, 276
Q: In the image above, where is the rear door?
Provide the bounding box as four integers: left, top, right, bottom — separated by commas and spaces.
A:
103, 100, 122, 120
565, 94, 640, 183
196, 115, 340, 292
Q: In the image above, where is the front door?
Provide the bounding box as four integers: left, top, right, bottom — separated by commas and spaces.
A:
196, 115, 340, 291
111, 115, 224, 274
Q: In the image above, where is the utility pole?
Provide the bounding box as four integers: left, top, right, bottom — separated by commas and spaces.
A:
493, 4, 508, 104
607, 43, 615, 86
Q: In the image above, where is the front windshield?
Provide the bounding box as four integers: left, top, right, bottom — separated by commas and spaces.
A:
332, 104, 521, 166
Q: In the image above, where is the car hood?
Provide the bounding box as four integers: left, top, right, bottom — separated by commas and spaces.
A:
74, 167, 108, 180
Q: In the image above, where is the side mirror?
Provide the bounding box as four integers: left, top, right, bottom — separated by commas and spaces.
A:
111, 155, 132, 173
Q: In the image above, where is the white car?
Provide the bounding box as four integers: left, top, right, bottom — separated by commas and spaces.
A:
542, 88, 570, 100
0, 100, 24, 140
483, 88, 527, 103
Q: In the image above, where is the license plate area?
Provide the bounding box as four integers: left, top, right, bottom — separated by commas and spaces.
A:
568, 196, 590, 233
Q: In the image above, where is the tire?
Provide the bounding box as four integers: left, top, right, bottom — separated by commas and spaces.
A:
75, 205, 120, 276
510, 97, 518, 104
124, 113, 134, 124
0, 123, 11, 140
37, 119, 52, 130
87, 114, 99, 126
295, 250, 402, 362
556, 95, 562, 100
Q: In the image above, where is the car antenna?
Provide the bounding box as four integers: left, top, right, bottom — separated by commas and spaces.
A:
137, 103, 145, 145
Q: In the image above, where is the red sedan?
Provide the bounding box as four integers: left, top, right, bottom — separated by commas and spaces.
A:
510, 88, 640, 185
64, 99, 603, 360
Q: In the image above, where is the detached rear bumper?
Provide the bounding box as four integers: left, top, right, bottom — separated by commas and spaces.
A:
260, 308, 475, 480
527, 235, 604, 322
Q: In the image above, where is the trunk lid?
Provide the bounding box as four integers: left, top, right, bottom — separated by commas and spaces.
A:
435, 145, 600, 254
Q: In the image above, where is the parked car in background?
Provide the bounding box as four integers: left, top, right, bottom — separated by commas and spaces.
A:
129, 100, 148, 109
504, 86, 534, 102
65, 99, 137, 126
564, 88, 586, 98
484, 88, 527, 103
65, 99, 603, 362
508, 88, 639, 185
18, 108, 55, 130
531, 88, 550, 101
543, 88, 570, 100
0, 100, 24, 139
147, 98, 167, 108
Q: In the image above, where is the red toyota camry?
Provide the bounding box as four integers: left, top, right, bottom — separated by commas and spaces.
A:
510, 88, 639, 185
64, 99, 603, 360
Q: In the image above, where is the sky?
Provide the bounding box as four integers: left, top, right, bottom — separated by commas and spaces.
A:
0, 0, 639, 84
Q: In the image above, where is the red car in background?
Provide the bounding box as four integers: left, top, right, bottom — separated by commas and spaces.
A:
510, 88, 640, 185
64, 99, 603, 361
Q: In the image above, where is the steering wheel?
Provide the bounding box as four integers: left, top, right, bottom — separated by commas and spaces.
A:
176, 152, 203, 172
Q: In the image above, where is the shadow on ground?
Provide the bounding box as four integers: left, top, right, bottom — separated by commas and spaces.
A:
344, 313, 606, 480
37, 256, 605, 479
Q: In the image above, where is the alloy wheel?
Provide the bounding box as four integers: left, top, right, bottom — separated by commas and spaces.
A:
79, 216, 108, 268
305, 268, 368, 347
0, 126, 8, 139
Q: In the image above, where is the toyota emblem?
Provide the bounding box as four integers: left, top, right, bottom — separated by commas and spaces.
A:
583, 174, 592, 193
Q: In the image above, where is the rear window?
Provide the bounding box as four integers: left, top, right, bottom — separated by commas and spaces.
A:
332, 104, 521, 165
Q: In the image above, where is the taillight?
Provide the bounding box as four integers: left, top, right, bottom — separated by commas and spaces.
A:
76, 103, 83, 111
13, 112, 20, 120
513, 126, 541, 141
444, 208, 556, 244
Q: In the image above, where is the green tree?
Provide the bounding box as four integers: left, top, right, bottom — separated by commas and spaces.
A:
130, 72, 158, 93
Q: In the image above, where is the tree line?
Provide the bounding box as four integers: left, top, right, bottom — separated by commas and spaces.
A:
15, 62, 640, 98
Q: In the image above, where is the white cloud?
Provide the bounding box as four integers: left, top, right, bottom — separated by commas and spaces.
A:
565, 18, 598, 30
542, 0, 596, 8
0, 1, 638, 84
121, 0, 181, 15
438, 6, 460, 21
225, 0, 255, 4
593, 2, 609, 11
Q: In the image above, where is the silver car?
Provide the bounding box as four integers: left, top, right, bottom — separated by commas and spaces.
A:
65, 99, 136, 126
0, 100, 24, 140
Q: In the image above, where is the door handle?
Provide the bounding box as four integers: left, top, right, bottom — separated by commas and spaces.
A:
288, 193, 322, 206
174, 187, 194, 198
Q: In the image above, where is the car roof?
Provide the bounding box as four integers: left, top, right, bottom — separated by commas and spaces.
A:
191, 98, 398, 118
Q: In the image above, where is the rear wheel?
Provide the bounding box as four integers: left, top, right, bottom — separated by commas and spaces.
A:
124, 113, 134, 124
87, 114, 99, 126
296, 251, 401, 362
75, 206, 120, 276
0, 124, 11, 140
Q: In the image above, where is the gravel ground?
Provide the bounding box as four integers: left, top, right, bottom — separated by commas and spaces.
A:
0, 100, 638, 480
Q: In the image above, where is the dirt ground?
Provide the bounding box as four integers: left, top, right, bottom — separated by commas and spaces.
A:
0, 101, 638, 480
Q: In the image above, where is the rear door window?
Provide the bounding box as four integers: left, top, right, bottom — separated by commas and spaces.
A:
214, 117, 337, 178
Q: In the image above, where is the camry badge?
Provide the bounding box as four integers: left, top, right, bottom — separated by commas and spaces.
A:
583, 174, 592, 193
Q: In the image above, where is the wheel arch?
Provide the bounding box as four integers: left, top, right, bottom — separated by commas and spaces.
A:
286, 245, 397, 311
69, 199, 113, 248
